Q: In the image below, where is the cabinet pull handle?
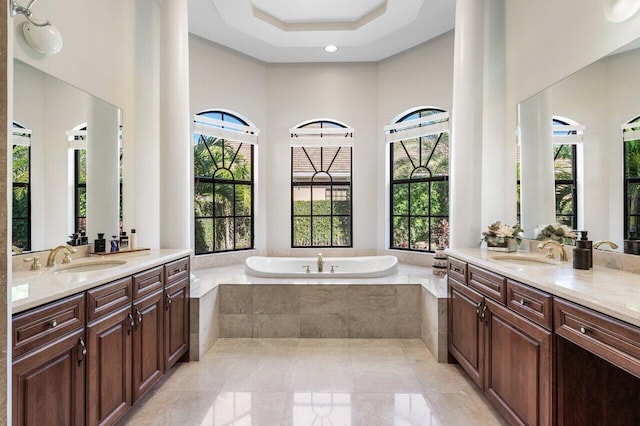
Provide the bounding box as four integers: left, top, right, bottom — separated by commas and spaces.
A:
520, 298, 526, 306
166, 293, 172, 309
136, 309, 143, 327
126, 313, 134, 334
78, 338, 87, 363
50, 319, 58, 328
173, 268, 181, 274
580, 325, 588, 334
481, 305, 488, 323
476, 302, 482, 316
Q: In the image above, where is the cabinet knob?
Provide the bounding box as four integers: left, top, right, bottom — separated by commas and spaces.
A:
580, 325, 588, 334
50, 319, 58, 328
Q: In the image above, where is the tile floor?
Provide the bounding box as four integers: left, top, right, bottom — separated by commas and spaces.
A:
120, 339, 507, 426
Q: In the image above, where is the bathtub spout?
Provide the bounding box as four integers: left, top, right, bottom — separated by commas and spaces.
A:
317, 253, 323, 272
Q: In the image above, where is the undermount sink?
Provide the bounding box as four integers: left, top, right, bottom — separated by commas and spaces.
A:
490, 254, 559, 266
53, 259, 127, 273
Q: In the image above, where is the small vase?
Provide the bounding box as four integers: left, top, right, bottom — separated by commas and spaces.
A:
486, 239, 517, 252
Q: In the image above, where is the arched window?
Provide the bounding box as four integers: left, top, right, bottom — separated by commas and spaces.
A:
193, 110, 256, 254
552, 118, 580, 228
12, 122, 31, 251
388, 108, 449, 251
624, 115, 640, 241
291, 120, 353, 247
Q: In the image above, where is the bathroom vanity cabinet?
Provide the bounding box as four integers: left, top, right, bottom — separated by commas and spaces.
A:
11, 255, 190, 426
447, 253, 640, 426
448, 260, 552, 426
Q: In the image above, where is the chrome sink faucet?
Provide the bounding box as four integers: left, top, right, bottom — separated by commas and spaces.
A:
317, 253, 323, 272
47, 244, 77, 267
537, 240, 566, 261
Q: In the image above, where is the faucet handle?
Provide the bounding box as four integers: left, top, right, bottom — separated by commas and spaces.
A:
23, 256, 41, 271
62, 252, 73, 264
301, 265, 310, 273
330, 265, 339, 273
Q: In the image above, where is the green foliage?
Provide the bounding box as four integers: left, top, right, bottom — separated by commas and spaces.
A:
194, 136, 253, 254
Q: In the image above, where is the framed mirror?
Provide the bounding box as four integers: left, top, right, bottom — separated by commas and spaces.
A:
12, 59, 123, 253
517, 39, 640, 253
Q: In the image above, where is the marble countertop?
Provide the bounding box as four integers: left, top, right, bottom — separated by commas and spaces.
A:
191, 263, 446, 298
447, 248, 640, 328
12, 249, 191, 314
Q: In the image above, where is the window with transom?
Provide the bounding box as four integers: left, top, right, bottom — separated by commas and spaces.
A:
389, 108, 449, 252
291, 120, 352, 248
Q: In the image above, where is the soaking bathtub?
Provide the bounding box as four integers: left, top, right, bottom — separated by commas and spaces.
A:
244, 255, 399, 278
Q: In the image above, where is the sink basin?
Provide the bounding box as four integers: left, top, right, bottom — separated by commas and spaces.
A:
53, 260, 127, 273
490, 254, 559, 266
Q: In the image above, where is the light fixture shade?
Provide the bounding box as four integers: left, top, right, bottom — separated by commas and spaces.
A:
605, 0, 640, 22
22, 21, 63, 54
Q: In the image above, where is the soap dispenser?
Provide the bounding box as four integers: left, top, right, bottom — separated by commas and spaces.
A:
94, 233, 106, 253
574, 231, 592, 269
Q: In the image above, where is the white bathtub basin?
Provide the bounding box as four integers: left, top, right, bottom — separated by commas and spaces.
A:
245, 255, 399, 278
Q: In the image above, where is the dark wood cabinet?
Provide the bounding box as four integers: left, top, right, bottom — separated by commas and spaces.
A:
448, 259, 553, 426
484, 298, 553, 426
448, 277, 484, 387
164, 276, 190, 371
12, 328, 86, 426
86, 305, 133, 426
132, 289, 165, 402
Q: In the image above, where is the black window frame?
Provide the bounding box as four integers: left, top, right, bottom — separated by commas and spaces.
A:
389, 108, 449, 252
552, 119, 578, 229
194, 111, 255, 255
291, 120, 353, 248
12, 122, 31, 251
624, 115, 640, 240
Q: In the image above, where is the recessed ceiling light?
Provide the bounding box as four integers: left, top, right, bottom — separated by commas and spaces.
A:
324, 45, 338, 53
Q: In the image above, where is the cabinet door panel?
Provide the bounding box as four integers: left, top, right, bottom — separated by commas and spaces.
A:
87, 305, 132, 426
485, 299, 553, 426
132, 289, 164, 402
13, 328, 86, 426
448, 278, 484, 387
164, 277, 190, 370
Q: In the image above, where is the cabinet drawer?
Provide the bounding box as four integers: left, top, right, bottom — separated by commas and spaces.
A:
468, 265, 506, 304
447, 258, 467, 283
87, 277, 133, 322
164, 257, 189, 286
133, 266, 164, 300
554, 298, 640, 378
507, 280, 553, 330
13, 293, 85, 358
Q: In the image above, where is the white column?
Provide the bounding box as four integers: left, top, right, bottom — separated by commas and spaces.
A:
481, 0, 515, 227
519, 88, 555, 236
125, 0, 161, 249
159, 0, 191, 249
450, 0, 485, 248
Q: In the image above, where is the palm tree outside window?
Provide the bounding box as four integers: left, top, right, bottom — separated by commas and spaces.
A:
194, 111, 254, 254
389, 108, 449, 252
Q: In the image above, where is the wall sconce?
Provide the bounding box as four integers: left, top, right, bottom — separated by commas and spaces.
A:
11, 0, 63, 54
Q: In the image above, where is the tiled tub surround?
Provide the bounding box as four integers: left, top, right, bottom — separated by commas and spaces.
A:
190, 263, 448, 362
447, 248, 640, 327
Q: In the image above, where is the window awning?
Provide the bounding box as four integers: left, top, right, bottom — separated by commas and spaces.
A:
290, 126, 354, 147
622, 122, 640, 142
384, 111, 449, 144
12, 127, 32, 147
552, 124, 585, 144
194, 115, 260, 145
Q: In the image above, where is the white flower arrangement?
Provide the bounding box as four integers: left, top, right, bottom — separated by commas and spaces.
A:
481, 221, 523, 245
